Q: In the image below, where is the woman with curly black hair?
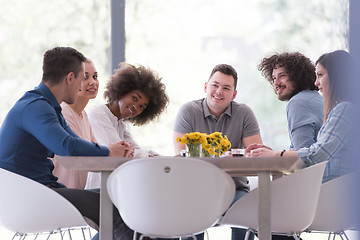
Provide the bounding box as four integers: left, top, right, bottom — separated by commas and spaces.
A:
85, 63, 169, 189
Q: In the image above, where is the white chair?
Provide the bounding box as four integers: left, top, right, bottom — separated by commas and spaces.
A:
106, 157, 236, 240
220, 161, 327, 240
304, 172, 357, 240
0, 168, 92, 240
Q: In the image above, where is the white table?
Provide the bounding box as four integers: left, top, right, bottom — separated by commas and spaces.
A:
56, 156, 298, 240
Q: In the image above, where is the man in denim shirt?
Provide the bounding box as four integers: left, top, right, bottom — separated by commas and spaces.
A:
257, 52, 324, 240
258, 52, 324, 151
0, 47, 134, 239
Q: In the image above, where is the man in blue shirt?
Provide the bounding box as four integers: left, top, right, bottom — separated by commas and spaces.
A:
0, 47, 134, 239
257, 52, 323, 240
258, 52, 324, 151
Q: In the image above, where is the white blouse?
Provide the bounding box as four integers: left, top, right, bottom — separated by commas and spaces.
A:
85, 104, 156, 189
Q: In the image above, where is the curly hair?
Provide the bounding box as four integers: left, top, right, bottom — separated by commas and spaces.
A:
104, 63, 169, 126
258, 52, 317, 98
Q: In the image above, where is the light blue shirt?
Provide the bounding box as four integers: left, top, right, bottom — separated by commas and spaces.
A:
298, 102, 358, 182
287, 90, 324, 150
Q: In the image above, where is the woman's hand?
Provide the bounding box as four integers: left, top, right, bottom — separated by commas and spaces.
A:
245, 143, 273, 155
248, 147, 278, 157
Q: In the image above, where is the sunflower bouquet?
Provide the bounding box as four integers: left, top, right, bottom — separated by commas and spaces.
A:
177, 131, 231, 157
203, 132, 231, 156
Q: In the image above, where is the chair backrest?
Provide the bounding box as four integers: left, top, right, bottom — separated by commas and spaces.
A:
221, 161, 327, 234
107, 157, 236, 238
307, 172, 357, 232
0, 168, 88, 234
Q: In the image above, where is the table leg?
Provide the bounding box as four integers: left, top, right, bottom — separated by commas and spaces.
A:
258, 171, 271, 240
100, 171, 113, 240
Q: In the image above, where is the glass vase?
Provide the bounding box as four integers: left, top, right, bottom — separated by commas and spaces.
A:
211, 147, 221, 157
186, 143, 202, 157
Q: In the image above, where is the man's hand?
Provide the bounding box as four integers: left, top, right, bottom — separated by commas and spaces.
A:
108, 140, 134, 157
